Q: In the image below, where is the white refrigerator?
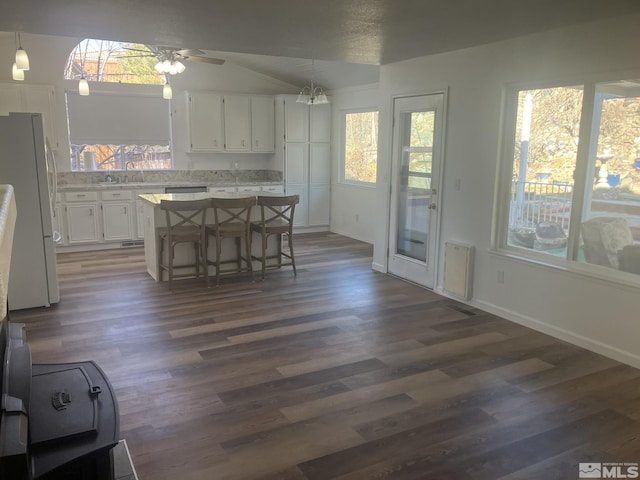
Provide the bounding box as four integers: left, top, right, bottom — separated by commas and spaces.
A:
0, 112, 59, 310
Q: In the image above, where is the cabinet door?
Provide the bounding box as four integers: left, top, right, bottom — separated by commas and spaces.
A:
189, 92, 224, 152
309, 142, 331, 185
310, 104, 331, 142
284, 98, 308, 142
285, 143, 307, 185
251, 96, 275, 152
66, 204, 99, 243
103, 202, 133, 240
309, 185, 330, 226
224, 95, 251, 152
285, 185, 308, 227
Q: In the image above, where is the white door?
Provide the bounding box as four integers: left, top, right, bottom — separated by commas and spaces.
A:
388, 93, 446, 288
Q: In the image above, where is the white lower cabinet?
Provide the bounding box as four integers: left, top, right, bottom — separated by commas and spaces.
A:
101, 191, 134, 241
102, 202, 133, 240
66, 203, 99, 244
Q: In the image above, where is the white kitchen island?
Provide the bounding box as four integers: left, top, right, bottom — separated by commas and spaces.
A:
139, 191, 280, 282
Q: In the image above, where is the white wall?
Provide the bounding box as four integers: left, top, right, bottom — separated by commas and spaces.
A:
329, 84, 379, 243
374, 14, 640, 366
0, 33, 298, 172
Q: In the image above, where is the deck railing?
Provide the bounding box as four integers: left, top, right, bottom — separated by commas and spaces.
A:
510, 181, 573, 230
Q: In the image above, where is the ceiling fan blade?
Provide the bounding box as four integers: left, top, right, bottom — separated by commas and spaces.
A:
183, 55, 226, 65
176, 48, 205, 57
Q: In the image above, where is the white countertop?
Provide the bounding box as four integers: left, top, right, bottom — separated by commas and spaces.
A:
58, 181, 282, 192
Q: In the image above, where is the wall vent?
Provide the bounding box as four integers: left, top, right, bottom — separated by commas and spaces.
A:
443, 241, 474, 300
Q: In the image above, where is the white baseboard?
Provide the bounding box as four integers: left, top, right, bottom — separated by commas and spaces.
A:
455, 294, 640, 370
372, 261, 386, 273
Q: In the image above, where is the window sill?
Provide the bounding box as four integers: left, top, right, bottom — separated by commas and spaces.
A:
489, 246, 640, 292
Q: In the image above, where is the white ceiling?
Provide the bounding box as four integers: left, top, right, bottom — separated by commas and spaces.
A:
1, 0, 639, 90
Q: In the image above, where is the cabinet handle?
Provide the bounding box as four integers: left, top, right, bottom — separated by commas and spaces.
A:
88, 209, 93, 216
123, 206, 127, 214
113, 193, 120, 196
77, 194, 86, 197
255, 140, 259, 147
242, 139, 245, 147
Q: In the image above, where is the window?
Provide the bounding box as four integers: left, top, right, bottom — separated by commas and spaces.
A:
66, 92, 172, 171
499, 79, 640, 278
65, 39, 164, 85
342, 110, 379, 184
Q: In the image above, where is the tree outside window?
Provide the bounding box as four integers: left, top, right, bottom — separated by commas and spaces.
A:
343, 110, 379, 184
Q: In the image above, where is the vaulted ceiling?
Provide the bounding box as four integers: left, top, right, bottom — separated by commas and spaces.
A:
1, 0, 639, 90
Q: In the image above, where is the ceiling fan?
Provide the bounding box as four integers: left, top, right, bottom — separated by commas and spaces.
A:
124, 45, 225, 75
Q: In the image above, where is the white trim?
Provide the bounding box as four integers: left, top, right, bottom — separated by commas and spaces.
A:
434, 286, 640, 370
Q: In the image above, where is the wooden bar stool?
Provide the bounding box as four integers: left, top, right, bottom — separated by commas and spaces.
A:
157, 199, 210, 289
250, 194, 299, 279
207, 196, 256, 285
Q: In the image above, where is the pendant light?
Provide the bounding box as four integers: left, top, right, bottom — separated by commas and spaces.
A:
79, 76, 90, 96
162, 77, 172, 100
14, 32, 29, 71
12, 63, 24, 81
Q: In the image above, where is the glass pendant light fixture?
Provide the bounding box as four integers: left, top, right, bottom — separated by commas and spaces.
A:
12, 63, 24, 81
79, 76, 90, 96
162, 78, 172, 100
296, 60, 329, 106
14, 32, 29, 71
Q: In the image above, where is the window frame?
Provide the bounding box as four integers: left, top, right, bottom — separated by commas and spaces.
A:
494, 71, 640, 287
339, 107, 379, 187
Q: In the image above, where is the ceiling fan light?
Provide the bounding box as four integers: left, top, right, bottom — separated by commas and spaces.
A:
163, 83, 173, 100
162, 60, 172, 73
154, 61, 164, 73
174, 61, 186, 74
12, 63, 24, 81
15, 48, 29, 71
79, 78, 90, 96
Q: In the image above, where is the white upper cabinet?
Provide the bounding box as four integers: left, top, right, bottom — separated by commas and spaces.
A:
0, 84, 21, 114
188, 92, 224, 152
309, 104, 331, 143
251, 96, 275, 153
224, 95, 251, 152
284, 98, 309, 142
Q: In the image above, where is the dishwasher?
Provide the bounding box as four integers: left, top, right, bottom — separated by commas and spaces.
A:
164, 185, 208, 193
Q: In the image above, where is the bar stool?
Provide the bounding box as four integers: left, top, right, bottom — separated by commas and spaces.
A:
250, 194, 299, 279
157, 199, 210, 289
207, 196, 256, 285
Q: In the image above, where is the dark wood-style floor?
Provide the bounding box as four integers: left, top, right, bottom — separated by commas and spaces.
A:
11, 233, 640, 479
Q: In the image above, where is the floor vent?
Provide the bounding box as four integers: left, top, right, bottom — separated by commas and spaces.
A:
121, 240, 144, 248
443, 241, 474, 300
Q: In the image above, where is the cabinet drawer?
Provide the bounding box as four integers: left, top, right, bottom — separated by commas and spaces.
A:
65, 191, 98, 202
261, 185, 284, 194
101, 190, 133, 201
237, 185, 262, 192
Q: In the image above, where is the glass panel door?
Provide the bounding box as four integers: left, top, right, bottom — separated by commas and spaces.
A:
388, 94, 445, 288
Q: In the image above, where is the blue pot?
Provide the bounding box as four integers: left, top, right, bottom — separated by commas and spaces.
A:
607, 174, 620, 187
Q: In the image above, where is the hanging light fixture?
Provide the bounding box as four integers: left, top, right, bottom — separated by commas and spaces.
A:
162, 77, 172, 100
154, 51, 186, 75
12, 63, 24, 81
296, 60, 329, 105
14, 32, 29, 71
79, 76, 90, 96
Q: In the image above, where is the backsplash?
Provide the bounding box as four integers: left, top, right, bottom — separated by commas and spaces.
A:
57, 169, 283, 186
